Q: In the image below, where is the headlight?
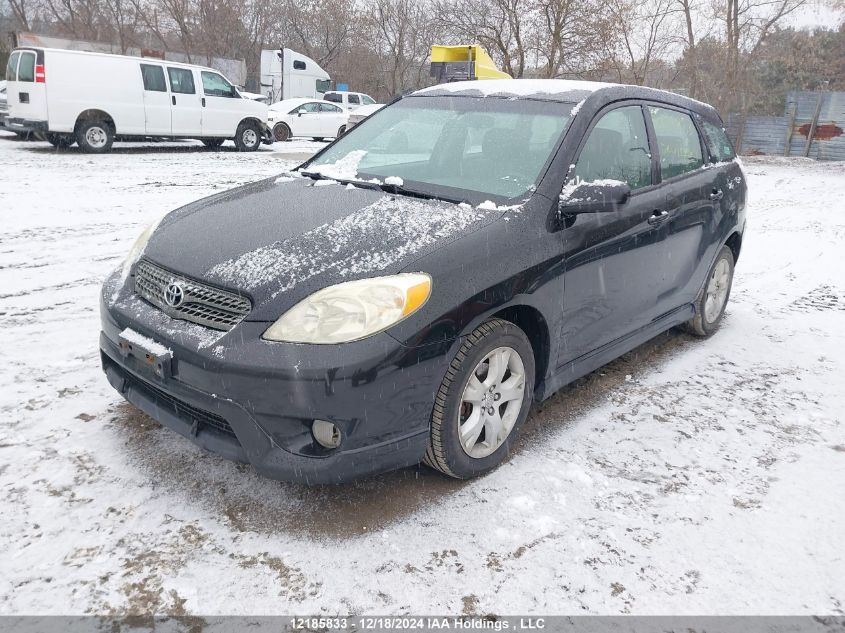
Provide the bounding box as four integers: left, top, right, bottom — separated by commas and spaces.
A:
120, 218, 162, 278
262, 273, 432, 344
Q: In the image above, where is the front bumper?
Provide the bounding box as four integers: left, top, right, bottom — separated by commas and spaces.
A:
5, 117, 47, 134
99, 271, 457, 484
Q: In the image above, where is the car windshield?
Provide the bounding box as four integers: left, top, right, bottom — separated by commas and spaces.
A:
305, 95, 573, 201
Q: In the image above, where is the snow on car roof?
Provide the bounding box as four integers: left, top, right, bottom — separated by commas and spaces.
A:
414, 78, 614, 101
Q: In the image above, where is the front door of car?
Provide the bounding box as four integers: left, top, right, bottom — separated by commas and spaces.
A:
557, 104, 669, 366
200, 70, 242, 137
645, 105, 720, 317
140, 63, 171, 136
166, 66, 202, 136
294, 101, 322, 135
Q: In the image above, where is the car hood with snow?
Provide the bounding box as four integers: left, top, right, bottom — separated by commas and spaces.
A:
140, 175, 505, 321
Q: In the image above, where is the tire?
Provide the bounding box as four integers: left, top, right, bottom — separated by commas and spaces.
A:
272, 123, 291, 142
75, 119, 114, 153
202, 138, 225, 148
683, 245, 735, 337
425, 318, 535, 479
46, 133, 75, 149
234, 121, 261, 151
336, 125, 346, 138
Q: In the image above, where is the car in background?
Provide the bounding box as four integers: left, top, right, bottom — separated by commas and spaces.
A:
100, 79, 746, 484
323, 90, 377, 110
239, 90, 269, 104
268, 97, 347, 141
346, 102, 385, 130
0, 80, 8, 130
4, 47, 271, 152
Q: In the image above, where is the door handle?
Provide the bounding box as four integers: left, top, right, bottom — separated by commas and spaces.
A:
171, 95, 176, 106
648, 210, 669, 225
709, 189, 724, 201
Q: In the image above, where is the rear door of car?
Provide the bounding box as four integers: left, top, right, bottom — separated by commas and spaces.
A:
644, 104, 720, 316
6, 49, 48, 123
559, 102, 670, 365
166, 66, 202, 136
140, 63, 171, 135
319, 102, 346, 136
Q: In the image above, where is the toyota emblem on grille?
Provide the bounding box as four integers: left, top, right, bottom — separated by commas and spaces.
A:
164, 282, 185, 308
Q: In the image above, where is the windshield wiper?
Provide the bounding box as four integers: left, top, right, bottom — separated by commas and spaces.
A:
379, 182, 464, 205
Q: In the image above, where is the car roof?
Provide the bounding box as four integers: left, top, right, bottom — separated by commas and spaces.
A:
15, 46, 221, 75
413, 78, 721, 120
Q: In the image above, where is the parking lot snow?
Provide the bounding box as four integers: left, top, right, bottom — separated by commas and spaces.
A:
0, 135, 843, 616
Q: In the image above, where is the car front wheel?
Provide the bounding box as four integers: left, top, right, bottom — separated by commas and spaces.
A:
425, 318, 535, 479
234, 121, 261, 151
684, 244, 735, 337
273, 122, 291, 142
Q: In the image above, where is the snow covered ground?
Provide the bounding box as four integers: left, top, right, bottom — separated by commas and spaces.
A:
0, 133, 843, 616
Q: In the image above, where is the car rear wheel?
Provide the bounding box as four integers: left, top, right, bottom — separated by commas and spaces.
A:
425, 318, 535, 479
684, 245, 735, 337
272, 122, 291, 142
75, 120, 114, 153
46, 133, 75, 149
336, 125, 346, 138
202, 138, 225, 148
234, 121, 261, 152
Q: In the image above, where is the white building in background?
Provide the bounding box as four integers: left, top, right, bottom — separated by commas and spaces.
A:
259, 48, 331, 103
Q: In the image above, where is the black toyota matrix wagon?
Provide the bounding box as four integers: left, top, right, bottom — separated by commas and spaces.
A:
100, 79, 747, 484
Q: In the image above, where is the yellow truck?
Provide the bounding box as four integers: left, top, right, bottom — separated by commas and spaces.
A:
429, 45, 511, 83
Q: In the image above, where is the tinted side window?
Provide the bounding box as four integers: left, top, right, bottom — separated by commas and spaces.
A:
18, 52, 35, 82
649, 106, 704, 179
293, 60, 306, 70
6, 51, 20, 81
201, 71, 235, 97
320, 103, 342, 113
348, 94, 360, 105
574, 105, 652, 190
701, 120, 736, 162
290, 102, 321, 114
167, 67, 195, 94
324, 93, 342, 103
140, 64, 167, 92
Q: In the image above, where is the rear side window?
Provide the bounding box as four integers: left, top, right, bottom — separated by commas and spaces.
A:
701, 120, 736, 162
140, 64, 167, 92
17, 52, 35, 82
320, 103, 342, 113
574, 105, 652, 190
362, 95, 376, 105
324, 93, 342, 103
167, 67, 195, 94
348, 94, 360, 105
649, 106, 704, 179
6, 51, 20, 81
201, 71, 235, 97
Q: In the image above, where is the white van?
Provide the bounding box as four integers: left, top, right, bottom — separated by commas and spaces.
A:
323, 91, 378, 110
4, 47, 271, 152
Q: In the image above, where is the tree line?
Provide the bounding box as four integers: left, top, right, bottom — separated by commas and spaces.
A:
3, 0, 844, 115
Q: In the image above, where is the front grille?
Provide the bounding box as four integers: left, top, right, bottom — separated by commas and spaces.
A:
135, 259, 250, 331
125, 371, 238, 439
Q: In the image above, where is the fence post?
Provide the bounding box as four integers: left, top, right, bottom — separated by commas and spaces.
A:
803, 94, 824, 158
784, 104, 796, 156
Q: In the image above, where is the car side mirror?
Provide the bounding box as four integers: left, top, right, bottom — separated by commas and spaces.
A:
559, 181, 631, 215
297, 109, 307, 116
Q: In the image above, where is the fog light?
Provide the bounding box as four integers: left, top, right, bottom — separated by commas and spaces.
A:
312, 420, 341, 449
